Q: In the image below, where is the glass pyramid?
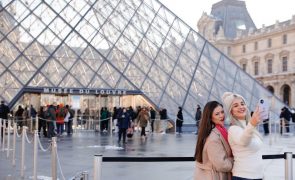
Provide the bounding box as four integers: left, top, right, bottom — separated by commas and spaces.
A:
0, 0, 285, 123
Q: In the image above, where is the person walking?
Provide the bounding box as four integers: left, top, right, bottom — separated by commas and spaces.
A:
0, 100, 10, 139
137, 107, 150, 138
222, 92, 263, 180
195, 105, 202, 134
176, 107, 183, 134
150, 107, 156, 133
117, 107, 131, 144
194, 101, 233, 180
280, 107, 291, 134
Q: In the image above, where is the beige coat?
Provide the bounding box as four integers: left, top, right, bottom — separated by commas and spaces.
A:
194, 128, 233, 180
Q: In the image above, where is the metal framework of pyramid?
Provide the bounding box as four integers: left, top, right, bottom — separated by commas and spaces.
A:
0, 0, 285, 122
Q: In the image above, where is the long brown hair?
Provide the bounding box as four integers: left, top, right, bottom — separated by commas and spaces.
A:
194, 101, 223, 163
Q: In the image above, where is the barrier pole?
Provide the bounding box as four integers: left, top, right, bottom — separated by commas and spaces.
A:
82, 171, 89, 180
12, 123, 16, 166
0, 118, 2, 149
51, 137, 57, 180
285, 152, 293, 180
30, 117, 33, 133
110, 117, 113, 137
175, 119, 177, 135
93, 155, 102, 180
7, 120, 11, 157
33, 130, 38, 180
35, 116, 39, 132
269, 119, 272, 145
2, 120, 6, 151
21, 126, 28, 178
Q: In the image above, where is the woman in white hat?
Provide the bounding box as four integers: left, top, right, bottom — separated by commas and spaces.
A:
222, 92, 263, 180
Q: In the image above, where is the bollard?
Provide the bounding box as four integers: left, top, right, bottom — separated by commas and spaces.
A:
33, 130, 38, 180
93, 155, 102, 180
12, 123, 16, 166
2, 120, 6, 151
21, 126, 28, 178
51, 137, 57, 180
82, 171, 89, 180
7, 120, 11, 158
285, 152, 293, 180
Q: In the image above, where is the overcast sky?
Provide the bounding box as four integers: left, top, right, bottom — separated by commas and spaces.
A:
158, 0, 295, 30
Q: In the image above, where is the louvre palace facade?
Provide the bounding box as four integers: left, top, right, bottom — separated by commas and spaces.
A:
198, 0, 295, 107
0, 0, 286, 123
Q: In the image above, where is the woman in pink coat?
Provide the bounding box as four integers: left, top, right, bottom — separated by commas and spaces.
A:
194, 101, 233, 180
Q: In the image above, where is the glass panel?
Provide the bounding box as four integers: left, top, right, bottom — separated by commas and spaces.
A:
97, 62, 121, 88
198, 54, 218, 77
141, 77, 163, 105
164, 79, 186, 104
131, 49, 153, 74
9, 56, 36, 84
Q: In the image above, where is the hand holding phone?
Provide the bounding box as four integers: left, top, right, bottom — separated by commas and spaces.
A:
250, 106, 261, 127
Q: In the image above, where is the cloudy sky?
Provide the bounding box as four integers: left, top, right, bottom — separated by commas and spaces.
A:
159, 0, 295, 30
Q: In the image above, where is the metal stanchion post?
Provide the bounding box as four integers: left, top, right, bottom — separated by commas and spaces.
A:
82, 171, 89, 180
175, 119, 177, 135
33, 130, 38, 180
0, 118, 2, 149
35, 116, 39, 132
7, 120, 11, 158
21, 126, 27, 178
51, 137, 57, 180
12, 123, 16, 166
73, 109, 78, 133
30, 117, 33, 133
285, 152, 293, 180
2, 120, 6, 151
110, 117, 113, 136
93, 155, 102, 180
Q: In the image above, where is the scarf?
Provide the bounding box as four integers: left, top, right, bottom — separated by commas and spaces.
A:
216, 124, 228, 143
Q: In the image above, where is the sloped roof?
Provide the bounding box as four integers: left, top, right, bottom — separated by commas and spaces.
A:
0, 0, 284, 122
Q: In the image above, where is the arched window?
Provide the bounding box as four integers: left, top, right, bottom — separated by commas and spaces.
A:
281, 84, 291, 105
266, 86, 274, 94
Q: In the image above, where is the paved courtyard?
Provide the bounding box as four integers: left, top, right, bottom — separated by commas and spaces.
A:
0, 129, 295, 180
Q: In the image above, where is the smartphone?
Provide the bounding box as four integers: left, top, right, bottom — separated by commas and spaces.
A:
258, 99, 268, 120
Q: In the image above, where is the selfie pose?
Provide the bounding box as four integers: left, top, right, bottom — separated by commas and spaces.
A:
194, 101, 233, 180
222, 92, 263, 180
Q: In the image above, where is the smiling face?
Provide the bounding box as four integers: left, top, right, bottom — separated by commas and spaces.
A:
231, 97, 247, 120
211, 105, 225, 126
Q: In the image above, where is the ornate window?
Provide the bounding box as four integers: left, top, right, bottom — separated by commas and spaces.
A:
254, 61, 259, 75
279, 50, 289, 72
254, 41, 258, 50
266, 85, 274, 94
268, 38, 272, 48
282, 57, 288, 72
242, 64, 247, 71
283, 34, 287, 44
267, 59, 272, 74
242, 44, 246, 53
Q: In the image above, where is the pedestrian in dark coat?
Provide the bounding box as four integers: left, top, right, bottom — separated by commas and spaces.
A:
176, 107, 183, 133
118, 108, 131, 144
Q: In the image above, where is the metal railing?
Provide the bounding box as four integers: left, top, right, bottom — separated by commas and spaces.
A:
93, 153, 294, 180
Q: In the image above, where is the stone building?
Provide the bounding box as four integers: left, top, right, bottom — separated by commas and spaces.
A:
198, 0, 295, 106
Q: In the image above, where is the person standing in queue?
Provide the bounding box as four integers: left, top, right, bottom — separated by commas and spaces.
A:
222, 92, 263, 180
194, 101, 233, 180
